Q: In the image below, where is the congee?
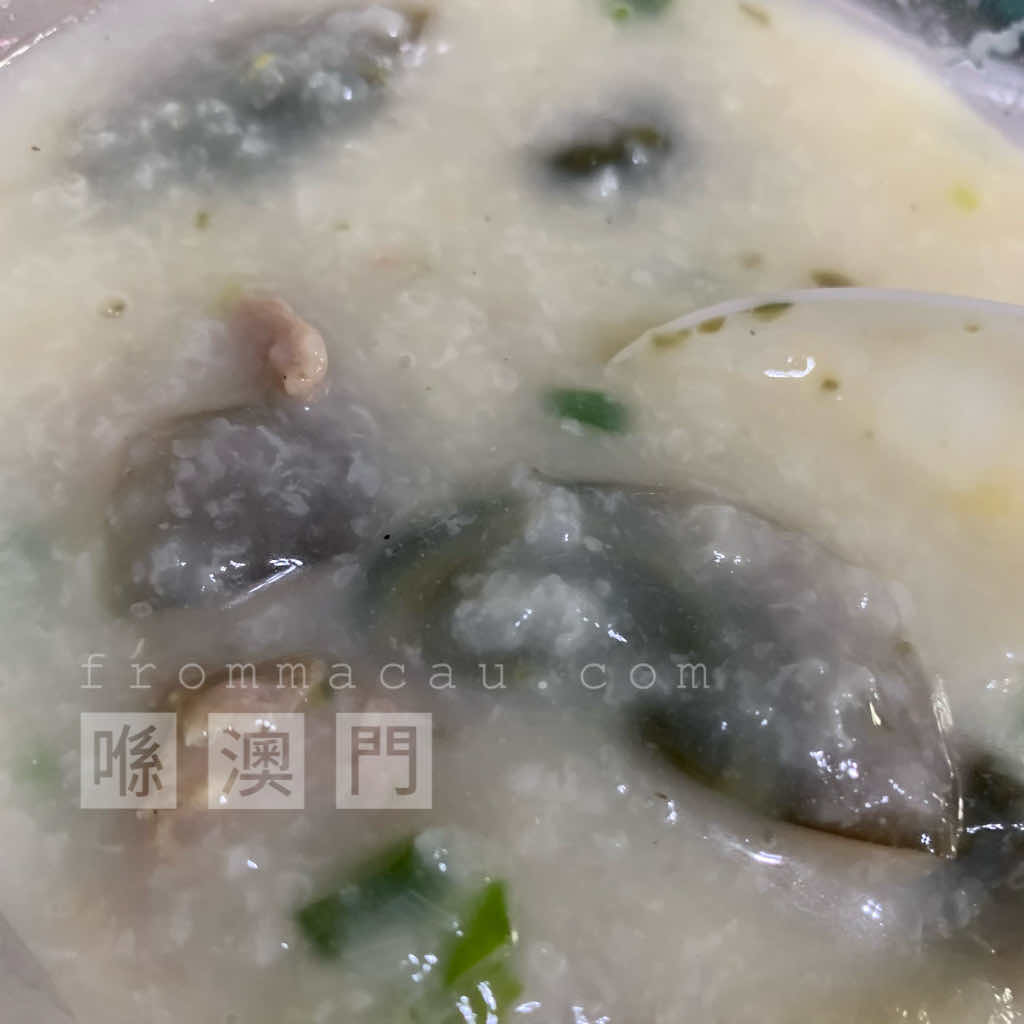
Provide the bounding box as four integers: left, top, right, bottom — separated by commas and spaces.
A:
2, 0, 1024, 1021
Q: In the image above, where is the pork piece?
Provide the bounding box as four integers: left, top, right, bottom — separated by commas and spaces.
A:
232, 295, 328, 401
166, 653, 328, 750
147, 655, 327, 851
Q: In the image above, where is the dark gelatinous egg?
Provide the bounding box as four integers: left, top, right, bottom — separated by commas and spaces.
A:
364, 475, 959, 854
540, 113, 674, 197
912, 756, 1024, 962
105, 404, 377, 612
72, 6, 428, 193
859, 0, 1024, 48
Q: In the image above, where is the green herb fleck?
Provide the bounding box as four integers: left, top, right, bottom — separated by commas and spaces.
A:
950, 183, 980, 212
751, 302, 792, 322
964, 322, 982, 334
810, 269, 856, 288
651, 328, 691, 349
361, 59, 392, 87
738, 1, 772, 26
100, 297, 127, 318
697, 316, 726, 334
333, 220, 351, 232
820, 377, 840, 392
248, 52, 276, 73
605, 0, 672, 18
194, 210, 211, 230
546, 388, 629, 433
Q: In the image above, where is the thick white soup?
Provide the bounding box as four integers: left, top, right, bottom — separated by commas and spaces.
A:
2, 0, 1024, 1021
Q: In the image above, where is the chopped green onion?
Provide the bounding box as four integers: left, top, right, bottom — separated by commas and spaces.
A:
435, 882, 521, 1023
440, 960, 523, 1024
443, 881, 514, 985
546, 388, 629, 433
297, 840, 524, 1020
296, 893, 346, 958
295, 836, 440, 958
